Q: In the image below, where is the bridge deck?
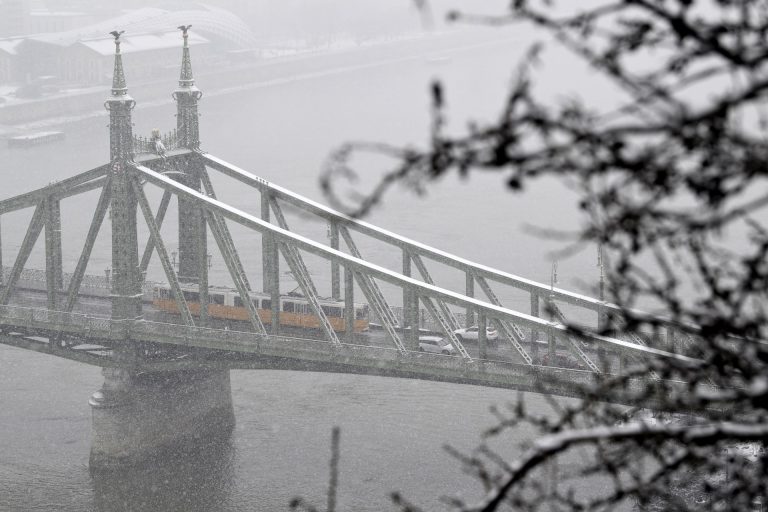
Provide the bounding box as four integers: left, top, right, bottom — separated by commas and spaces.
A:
0, 301, 662, 401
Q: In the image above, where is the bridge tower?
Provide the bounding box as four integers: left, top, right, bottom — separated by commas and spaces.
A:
89, 31, 234, 470
172, 25, 207, 287
106, 32, 143, 323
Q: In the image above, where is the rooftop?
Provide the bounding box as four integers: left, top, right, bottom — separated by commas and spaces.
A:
78, 31, 208, 56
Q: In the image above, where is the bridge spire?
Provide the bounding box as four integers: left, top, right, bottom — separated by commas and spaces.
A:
109, 30, 128, 96
178, 24, 195, 88
104, 30, 142, 323
173, 25, 207, 288
105, 30, 136, 161
173, 25, 202, 149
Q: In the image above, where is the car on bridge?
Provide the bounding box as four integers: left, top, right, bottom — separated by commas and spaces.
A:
453, 325, 498, 342
418, 335, 456, 355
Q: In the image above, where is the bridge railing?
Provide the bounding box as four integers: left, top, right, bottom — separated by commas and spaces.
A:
133, 129, 180, 155
127, 318, 608, 390
2, 266, 159, 300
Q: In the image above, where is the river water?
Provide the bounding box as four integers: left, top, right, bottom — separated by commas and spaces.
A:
0, 30, 609, 511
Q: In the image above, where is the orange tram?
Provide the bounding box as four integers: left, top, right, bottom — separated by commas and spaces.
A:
152, 285, 370, 333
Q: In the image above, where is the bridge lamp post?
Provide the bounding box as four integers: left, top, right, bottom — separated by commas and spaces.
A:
171, 250, 177, 269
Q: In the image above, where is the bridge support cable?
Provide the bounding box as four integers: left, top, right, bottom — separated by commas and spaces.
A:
0, 217, 3, 285
410, 252, 460, 332
0, 204, 45, 306
139, 190, 172, 275
278, 240, 341, 346
401, 252, 418, 349
0, 164, 109, 216
260, 191, 280, 332
473, 274, 533, 365
344, 266, 355, 342
338, 226, 398, 328
49, 198, 63, 290
44, 197, 63, 311
420, 295, 471, 360
197, 208, 209, 327
465, 272, 475, 328
402, 251, 422, 349
260, 190, 276, 293
544, 299, 602, 374
204, 209, 266, 335
268, 198, 318, 297
132, 179, 194, 327
355, 270, 407, 354
200, 169, 251, 291
530, 292, 541, 360
329, 222, 341, 300
64, 179, 112, 312
268, 198, 340, 345
478, 313, 488, 360
338, 226, 406, 352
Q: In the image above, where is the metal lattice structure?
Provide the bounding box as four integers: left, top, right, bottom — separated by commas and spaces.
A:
0, 29, 700, 398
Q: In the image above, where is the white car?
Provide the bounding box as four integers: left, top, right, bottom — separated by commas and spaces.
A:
453, 325, 498, 342
418, 335, 456, 355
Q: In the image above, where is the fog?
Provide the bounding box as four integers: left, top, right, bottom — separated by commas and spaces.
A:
0, 2, 662, 511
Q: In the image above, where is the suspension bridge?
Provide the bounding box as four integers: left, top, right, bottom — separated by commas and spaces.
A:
0, 29, 692, 467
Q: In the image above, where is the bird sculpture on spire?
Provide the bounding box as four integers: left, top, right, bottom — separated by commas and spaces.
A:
178, 25, 192, 37
108, 30, 128, 95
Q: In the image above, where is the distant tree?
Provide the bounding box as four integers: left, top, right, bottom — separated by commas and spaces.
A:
319, 1, 768, 510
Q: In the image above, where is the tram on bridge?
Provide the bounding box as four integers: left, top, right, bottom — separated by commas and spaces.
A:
152, 284, 370, 332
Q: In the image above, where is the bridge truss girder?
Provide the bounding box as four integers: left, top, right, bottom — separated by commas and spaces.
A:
0, 204, 45, 306
196, 152, 700, 361
0, 149, 694, 375
336, 225, 406, 352
134, 162, 684, 369
132, 177, 194, 327
268, 197, 339, 346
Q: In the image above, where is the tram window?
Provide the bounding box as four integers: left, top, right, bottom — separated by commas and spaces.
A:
183, 291, 199, 302
211, 294, 225, 305
356, 306, 368, 320
261, 299, 271, 310
322, 306, 341, 317
283, 301, 294, 313
252, 298, 260, 308
234, 296, 243, 307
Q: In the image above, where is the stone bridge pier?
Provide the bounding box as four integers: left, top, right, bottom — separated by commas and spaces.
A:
89, 367, 235, 468
89, 29, 234, 469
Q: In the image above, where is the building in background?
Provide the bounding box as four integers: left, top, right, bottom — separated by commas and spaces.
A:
0, 38, 23, 84
0, 5, 256, 86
